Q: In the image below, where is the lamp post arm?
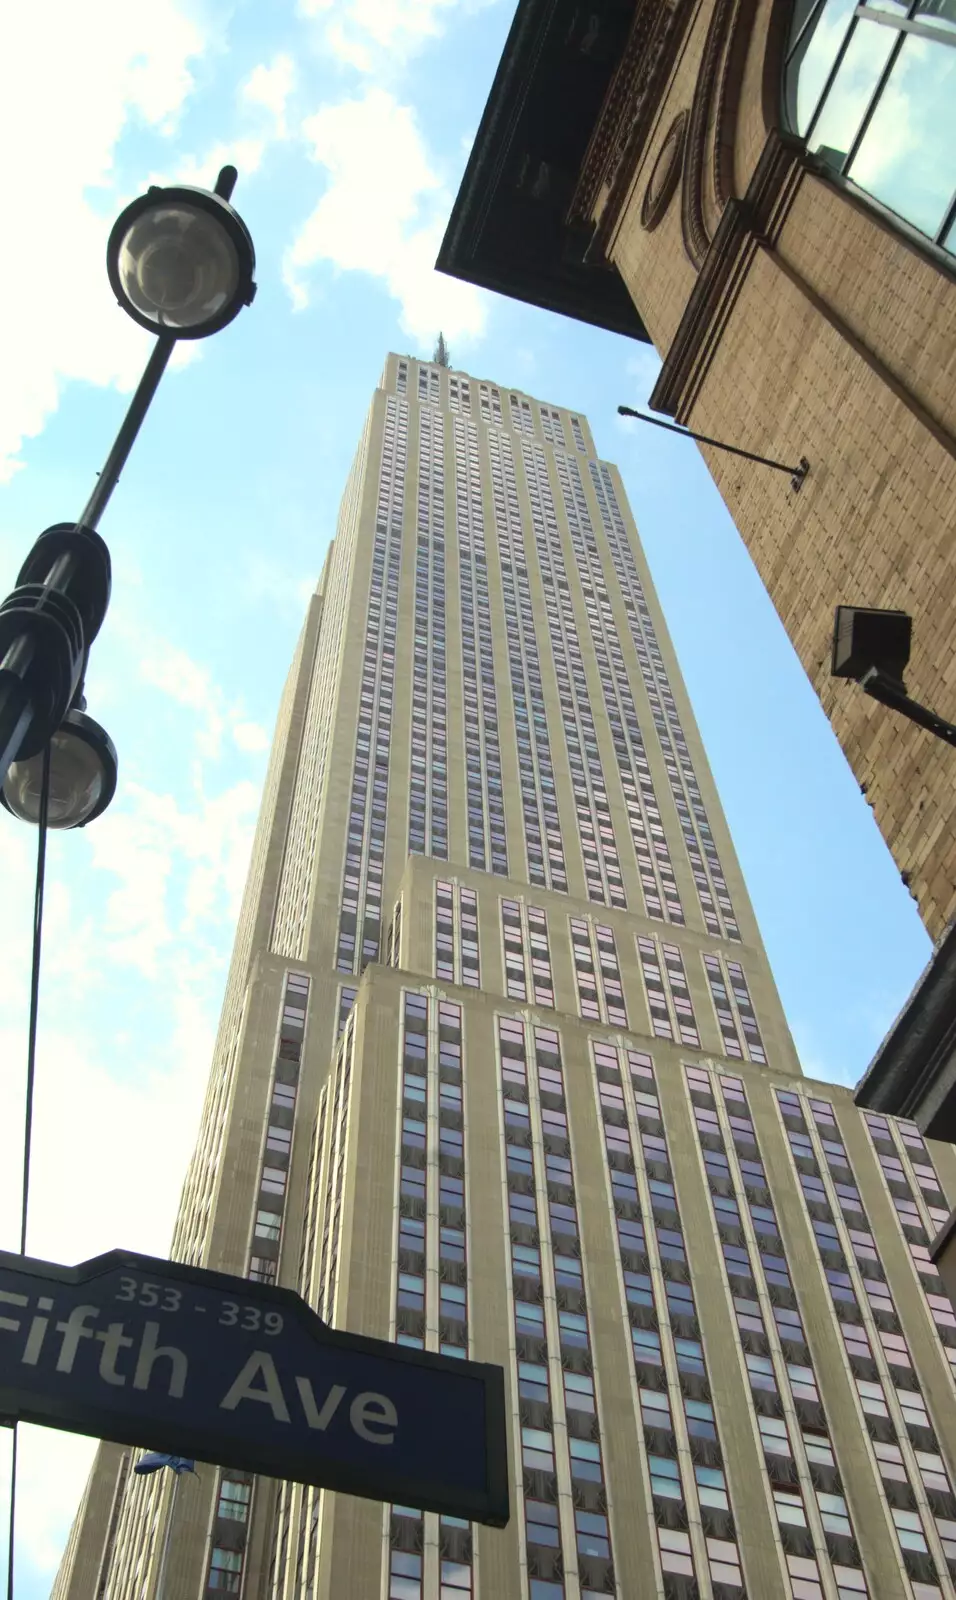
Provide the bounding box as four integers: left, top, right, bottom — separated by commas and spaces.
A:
860, 668, 956, 749
617, 405, 809, 487
79, 332, 176, 532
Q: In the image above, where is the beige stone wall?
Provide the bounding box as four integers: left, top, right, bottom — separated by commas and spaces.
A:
600, 0, 956, 937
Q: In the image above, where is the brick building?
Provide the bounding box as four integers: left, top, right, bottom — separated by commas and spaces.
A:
438, 0, 956, 939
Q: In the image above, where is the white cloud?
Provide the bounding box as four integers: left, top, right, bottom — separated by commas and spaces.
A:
233, 720, 270, 753
151, 135, 268, 192
241, 553, 317, 621
285, 88, 487, 343
625, 347, 663, 403
241, 53, 296, 138
0, 0, 207, 481
300, 0, 459, 73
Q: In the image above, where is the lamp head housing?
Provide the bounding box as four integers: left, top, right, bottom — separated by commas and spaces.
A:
107, 180, 256, 340
831, 606, 912, 686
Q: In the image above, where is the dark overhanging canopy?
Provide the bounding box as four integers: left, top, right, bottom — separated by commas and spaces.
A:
436, 0, 650, 343
855, 919, 956, 1142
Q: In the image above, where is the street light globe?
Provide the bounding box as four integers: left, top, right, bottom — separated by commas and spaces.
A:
1, 711, 117, 829
107, 179, 256, 339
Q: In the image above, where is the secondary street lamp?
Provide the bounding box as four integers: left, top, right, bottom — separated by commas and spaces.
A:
830, 605, 956, 748
0, 164, 256, 829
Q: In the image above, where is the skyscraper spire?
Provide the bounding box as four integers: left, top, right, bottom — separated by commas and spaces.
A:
433, 331, 450, 367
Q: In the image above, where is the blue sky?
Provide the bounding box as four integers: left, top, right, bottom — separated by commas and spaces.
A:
0, 0, 931, 1589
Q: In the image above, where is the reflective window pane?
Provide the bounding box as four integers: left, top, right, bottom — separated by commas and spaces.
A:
788, 0, 858, 129
847, 31, 956, 237
806, 18, 898, 161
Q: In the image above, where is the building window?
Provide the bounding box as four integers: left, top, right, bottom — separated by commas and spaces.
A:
209, 1547, 244, 1591
657, 1527, 694, 1577
215, 1479, 251, 1522
784, 0, 956, 256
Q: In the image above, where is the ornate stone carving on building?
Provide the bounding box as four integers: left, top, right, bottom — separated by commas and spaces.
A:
641, 111, 688, 232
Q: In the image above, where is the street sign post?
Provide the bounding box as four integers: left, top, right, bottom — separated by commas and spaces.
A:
0, 1248, 509, 1527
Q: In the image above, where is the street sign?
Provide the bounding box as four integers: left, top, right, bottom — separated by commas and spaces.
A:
0, 1248, 509, 1527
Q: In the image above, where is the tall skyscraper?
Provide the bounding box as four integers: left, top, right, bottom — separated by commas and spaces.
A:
56, 356, 956, 1600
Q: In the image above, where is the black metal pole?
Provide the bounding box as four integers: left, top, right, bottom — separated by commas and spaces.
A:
80, 333, 176, 532
0, 637, 37, 779
860, 668, 956, 750
617, 405, 809, 486
0, 332, 175, 790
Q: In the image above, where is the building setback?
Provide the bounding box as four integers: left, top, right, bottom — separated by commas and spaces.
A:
55, 357, 956, 1600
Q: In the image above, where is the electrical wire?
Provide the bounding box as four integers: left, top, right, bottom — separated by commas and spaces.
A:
5, 742, 52, 1600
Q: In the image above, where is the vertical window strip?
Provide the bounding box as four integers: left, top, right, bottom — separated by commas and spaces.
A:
448, 374, 472, 414
478, 382, 502, 427
570, 917, 627, 1028
390, 898, 403, 968
530, 1025, 617, 1596
249, 970, 310, 1291
776, 1087, 955, 1586
390, 995, 474, 1594
502, 899, 528, 1002
525, 905, 554, 1008
436, 880, 456, 983
555, 450, 683, 926
267, 1483, 294, 1597
437, 1001, 468, 1360
317, 1018, 355, 1322
455, 415, 508, 874
589, 461, 740, 941
497, 1016, 569, 1593
499, 1018, 619, 1597
570, 416, 587, 454
502, 899, 552, 1009
459, 887, 481, 989
594, 924, 628, 1029
687, 1065, 868, 1593
298, 1081, 329, 1312
861, 1111, 956, 1374
571, 917, 600, 1021
658, 943, 699, 1047
488, 429, 567, 892
521, 439, 625, 909
703, 954, 745, 1059
396, 991, 429, 1349
337, 985, 357, 1036
396, 360, 408, 395
336, 396, 407, 972
592, 1040, 741, 1592
538, 405, 565, 449
882, 1115, 952, 1246
509, 393, 535, 437
409, 405, 448, 860
637, 936, 674, 1040
725, 961, 766, 1063
385, 900, 400, 968
418, 364, 441, 407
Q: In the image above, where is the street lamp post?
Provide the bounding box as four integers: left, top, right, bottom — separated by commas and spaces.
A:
0, 164, 256, 829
